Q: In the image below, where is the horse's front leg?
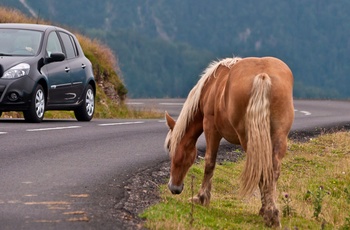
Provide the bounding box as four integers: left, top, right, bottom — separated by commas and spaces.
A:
191, 117, 221, 206
259, 136, 287, 227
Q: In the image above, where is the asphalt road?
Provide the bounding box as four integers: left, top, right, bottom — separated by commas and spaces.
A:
1, 99, 350, 229
0, 118, 171, 230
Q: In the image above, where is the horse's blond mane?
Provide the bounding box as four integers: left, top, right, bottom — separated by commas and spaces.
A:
169, 57, 242, 155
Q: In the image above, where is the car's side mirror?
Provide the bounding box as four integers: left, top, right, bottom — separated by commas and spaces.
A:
46, 52, 65, 63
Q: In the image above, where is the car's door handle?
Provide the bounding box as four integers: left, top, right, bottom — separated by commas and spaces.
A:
65, 67, 70, 72
81, 64, 86, 69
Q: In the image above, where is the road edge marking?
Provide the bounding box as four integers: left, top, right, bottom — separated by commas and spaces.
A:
98, 121, 144, 126
26, 126, 81, 132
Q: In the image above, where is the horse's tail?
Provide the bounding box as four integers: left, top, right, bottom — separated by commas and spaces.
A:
240, 73, 273, 197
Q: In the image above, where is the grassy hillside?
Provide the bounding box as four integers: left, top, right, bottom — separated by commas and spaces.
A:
142, 131, 350, 229
0, 7, 159, 119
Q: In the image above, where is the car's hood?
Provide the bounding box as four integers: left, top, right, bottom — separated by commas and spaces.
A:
0, 56, 34, 71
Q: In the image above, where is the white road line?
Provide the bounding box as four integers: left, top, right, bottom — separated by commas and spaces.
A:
300, 111, 312, 116
98, 121, 144, 126
294, 109, 311, 116
159, 103, 184, 106
26, 126, 81, 132
0, 132, 7, 135
126, 102, 144, 105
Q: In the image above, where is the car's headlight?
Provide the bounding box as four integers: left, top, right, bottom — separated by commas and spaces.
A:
3, 63, 30, 79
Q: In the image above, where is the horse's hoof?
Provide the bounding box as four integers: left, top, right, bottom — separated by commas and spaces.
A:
259, 206, 266, 217
263, 208, 280, 228
188, 195, 210, 206
188, 196, 201, 204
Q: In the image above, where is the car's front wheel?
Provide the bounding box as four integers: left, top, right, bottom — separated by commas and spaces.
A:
24, 84, 45, 123
74, 84, 94, 121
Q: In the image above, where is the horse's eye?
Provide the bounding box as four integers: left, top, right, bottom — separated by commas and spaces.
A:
167, 141, 171, 152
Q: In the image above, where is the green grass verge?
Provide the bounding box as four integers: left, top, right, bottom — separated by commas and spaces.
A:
141, 131, 350, 229
1, 87, 162, 120
1, 106, 162, 120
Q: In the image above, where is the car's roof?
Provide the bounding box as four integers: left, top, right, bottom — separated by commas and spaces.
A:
0, 23, 68, 33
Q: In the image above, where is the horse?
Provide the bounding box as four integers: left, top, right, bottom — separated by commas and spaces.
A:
164, 56, 294, 227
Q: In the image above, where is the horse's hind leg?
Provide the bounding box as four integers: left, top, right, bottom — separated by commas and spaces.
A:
192, 118, 221, 206
259, 135, 287, 227
259, 180, 279, 227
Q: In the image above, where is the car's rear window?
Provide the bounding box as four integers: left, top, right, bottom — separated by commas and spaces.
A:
0, 29, 43, 56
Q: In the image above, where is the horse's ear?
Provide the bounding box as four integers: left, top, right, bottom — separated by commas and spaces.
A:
165, 111, 175, 130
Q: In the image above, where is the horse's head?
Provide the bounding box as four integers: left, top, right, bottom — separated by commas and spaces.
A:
165, 111, 197, 195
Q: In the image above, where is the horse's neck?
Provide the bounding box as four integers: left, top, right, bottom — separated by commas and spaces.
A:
184, 110, 204, 144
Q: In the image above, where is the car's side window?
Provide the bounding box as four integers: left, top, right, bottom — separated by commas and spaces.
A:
59, 32, 77, 59
46, 32, 63, 57
69, 36, 79, 56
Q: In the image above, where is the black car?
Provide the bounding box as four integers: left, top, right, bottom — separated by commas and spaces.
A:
0, 23, 96, 122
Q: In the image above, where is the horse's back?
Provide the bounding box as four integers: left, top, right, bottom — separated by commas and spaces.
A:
223, 57, 294, 143
227, 57, 293, 97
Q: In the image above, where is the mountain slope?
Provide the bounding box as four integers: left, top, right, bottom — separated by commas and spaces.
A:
3, 0, 350, 98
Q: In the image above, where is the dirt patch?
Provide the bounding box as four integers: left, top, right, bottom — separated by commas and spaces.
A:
115, 124, 350, 229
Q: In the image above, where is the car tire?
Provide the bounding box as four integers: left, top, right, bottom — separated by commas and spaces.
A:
74, 84, 94, 121
24, 84, 45, 123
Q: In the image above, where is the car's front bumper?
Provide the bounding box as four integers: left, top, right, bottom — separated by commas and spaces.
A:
0, 76, 36, 111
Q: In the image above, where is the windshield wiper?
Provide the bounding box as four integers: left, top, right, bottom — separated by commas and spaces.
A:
0, 53, 13, 56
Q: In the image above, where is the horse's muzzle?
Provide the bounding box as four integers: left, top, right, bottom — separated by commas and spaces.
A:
168, 181, 184, 194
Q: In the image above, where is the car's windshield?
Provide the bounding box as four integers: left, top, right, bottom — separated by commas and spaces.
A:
0, 28, 43, 56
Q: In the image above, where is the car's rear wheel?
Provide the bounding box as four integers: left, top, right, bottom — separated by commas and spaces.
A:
24, 84, 45, 123
74, 84, 94, 121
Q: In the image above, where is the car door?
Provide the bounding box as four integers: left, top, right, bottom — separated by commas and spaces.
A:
58, 32, 85, 104
44, 31, 71, 104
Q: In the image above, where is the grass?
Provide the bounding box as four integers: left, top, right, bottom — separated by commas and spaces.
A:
141, 131, 350, 229
1, 82, 162, 119
1, 106, 162, 120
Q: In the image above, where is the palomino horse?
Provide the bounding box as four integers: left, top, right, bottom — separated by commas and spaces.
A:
164, 56, 294, 227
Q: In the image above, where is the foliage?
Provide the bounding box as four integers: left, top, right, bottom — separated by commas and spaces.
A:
281, 192, 295, 218
2, 1, 350, 98
304, 186, 330, 220
142, 131, 350, 229
100, 30, 213, 98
